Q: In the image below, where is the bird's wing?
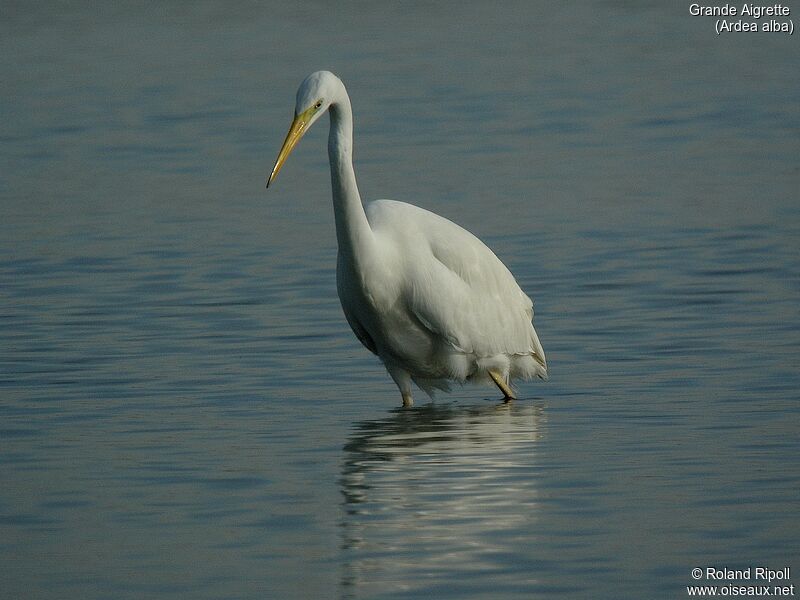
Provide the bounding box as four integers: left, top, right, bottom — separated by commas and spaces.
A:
411, 232, 535, 357
368, 200, 539, 359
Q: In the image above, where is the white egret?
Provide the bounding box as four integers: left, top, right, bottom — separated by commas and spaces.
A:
267, 71, 547, 407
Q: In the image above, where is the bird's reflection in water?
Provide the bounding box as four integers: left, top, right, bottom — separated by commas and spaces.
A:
339, 401, 546, 598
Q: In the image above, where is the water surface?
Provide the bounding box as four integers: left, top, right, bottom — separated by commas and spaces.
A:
2, 2, 798, 599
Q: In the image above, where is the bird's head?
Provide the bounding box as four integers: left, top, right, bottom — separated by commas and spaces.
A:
267, 71, 342, 188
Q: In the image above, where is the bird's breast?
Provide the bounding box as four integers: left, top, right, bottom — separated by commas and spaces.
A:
336, 248, 434, 365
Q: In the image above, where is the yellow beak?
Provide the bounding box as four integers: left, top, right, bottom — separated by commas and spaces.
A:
266, 109, 312, 188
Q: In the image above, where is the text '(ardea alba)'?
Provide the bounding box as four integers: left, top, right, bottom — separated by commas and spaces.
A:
267, 71, 547, 407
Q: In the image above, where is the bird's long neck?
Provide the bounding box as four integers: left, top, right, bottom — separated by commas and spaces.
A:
328, 95, 374, 267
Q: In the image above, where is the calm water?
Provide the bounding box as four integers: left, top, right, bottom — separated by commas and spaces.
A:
2, 2, 799, 599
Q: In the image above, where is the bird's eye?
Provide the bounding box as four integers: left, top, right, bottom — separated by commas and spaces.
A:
314, 100, 323, 109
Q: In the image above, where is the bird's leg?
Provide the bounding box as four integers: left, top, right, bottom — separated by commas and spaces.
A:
488, 370, 516, 402
387, 365, 414, 408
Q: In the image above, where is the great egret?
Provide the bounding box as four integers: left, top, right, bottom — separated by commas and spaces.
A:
267, 71, 547, 407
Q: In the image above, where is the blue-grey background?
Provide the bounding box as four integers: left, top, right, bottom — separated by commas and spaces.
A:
1, 2, 798, 599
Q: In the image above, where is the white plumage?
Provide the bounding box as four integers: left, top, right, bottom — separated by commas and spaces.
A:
268, 71, 546, 406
